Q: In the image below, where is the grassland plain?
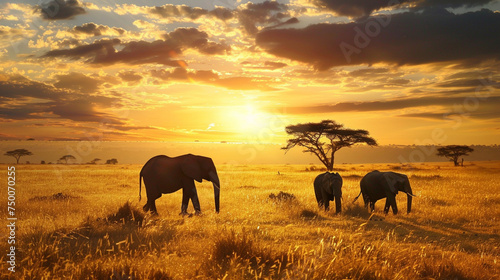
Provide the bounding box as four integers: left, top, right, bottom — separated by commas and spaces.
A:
0, 161, 499, 279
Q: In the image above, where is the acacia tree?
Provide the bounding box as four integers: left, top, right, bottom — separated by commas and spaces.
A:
60, 155, 76, 164
4, 149, 33, 164
106, 158, 118, 164
282, 120, 377, 171
436, 145, 474, 166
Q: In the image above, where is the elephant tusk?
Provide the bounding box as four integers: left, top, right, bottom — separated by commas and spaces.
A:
405, 192, 417, 197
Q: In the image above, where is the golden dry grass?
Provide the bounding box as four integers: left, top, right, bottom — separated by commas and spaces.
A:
1, 161, 499, 279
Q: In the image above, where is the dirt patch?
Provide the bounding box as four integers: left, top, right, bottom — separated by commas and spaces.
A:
300, 209, 319, 219
239, 185, 258, 189
410, 174, 443, 180
29, 192, 81, 201
268, 191, 296, 202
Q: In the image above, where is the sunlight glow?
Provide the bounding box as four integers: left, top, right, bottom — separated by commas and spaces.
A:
229, 104, 272, 134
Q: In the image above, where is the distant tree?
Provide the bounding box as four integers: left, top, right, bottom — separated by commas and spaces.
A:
4, 149, 33, 164
89, 158, 101, 164
60, 155, 76, 164
282, 120, 377, 171
106, 158, 118, 165
41, 160, 46, 164
437, 145, 474, 166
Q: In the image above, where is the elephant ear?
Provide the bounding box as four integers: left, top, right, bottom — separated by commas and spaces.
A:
383, 173, 398, 194
181, 156, 203, 183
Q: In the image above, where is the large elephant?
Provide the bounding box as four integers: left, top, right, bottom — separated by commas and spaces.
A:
139, 154, 220, 215
355, 170, 414, 214
314, 172, 343, 213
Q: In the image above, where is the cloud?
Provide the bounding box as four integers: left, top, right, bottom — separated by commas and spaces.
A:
256, 9, 500, 70
71, 23, 125, 37
311, 0, 496, 17
165, 28, 231, 55
150, 68, 278, 91
42, 38, 121, 60
41, 27, 229, 66
0, 75, 125, 125
118, 71, 143, 85
149, 4, 209, 20
280, 95, 500, 122
37, 0, 86, 20
241, 60, 288, 70
237, 0, 290, 35
53, 72, 103, 93
0, 25, 36, 48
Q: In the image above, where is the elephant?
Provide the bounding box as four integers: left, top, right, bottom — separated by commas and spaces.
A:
354, 170, 414, 214
314, 172, 343, 213
139, 154, 220, 215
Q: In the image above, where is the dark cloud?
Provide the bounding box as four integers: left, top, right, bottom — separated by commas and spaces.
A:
165, 28, 230, 55
256, 9, 500, 70
238, 0, 290, 35
280, 95, 500, 121
311, 0, 408, 18
71, 23, 125, 36
209, 7, 234, 21
118, 71, 143, 85
38, 0, 86, 20
145, 2, 293, 36
0, 75, 125, 126
311, 0, 495, 17
41, 28, 229, 66
42, 38, 121, 60
53, 72, 103, 93
437, 78, 500, 89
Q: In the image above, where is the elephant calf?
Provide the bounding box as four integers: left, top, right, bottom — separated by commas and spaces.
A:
314, 172, 343, 213
355, 170, 414, 214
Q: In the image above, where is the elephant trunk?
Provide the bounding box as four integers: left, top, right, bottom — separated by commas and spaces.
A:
405, 183, 413, 214
209, 171, 220, 213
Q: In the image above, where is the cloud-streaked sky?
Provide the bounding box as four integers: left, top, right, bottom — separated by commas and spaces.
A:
1, 0, 499, 144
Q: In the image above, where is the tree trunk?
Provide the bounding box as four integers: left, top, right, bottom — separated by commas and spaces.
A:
327, 153, 335, 171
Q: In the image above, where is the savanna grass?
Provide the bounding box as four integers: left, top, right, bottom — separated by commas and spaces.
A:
0, 162, 499, 279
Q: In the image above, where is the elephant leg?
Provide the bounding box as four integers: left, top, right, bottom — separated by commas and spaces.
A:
384, 199, 391, 214
387, 195, 398, 214
369, 201, 375, 212
144, 191, 160, 214
334, 195, 341, 214
181, 185, 201, 215
181, 188, 190, 215
321, 188, 330, 211
190, 187, 201, 214
314, 186, 324, 209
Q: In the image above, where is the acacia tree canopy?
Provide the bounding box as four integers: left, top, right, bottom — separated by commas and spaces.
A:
4, 149, 33, 164
282, 120, 377, 171
60, 155, 76, 164
436, 145, 474, 166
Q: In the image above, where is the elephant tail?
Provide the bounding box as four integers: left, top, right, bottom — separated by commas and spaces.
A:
139, 172, 142, 202
352, 191, 362, 203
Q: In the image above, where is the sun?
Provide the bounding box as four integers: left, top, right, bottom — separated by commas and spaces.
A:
227, 104, 272, 134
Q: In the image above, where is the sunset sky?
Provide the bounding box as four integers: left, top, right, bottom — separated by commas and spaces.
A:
1, 0, 499, 145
